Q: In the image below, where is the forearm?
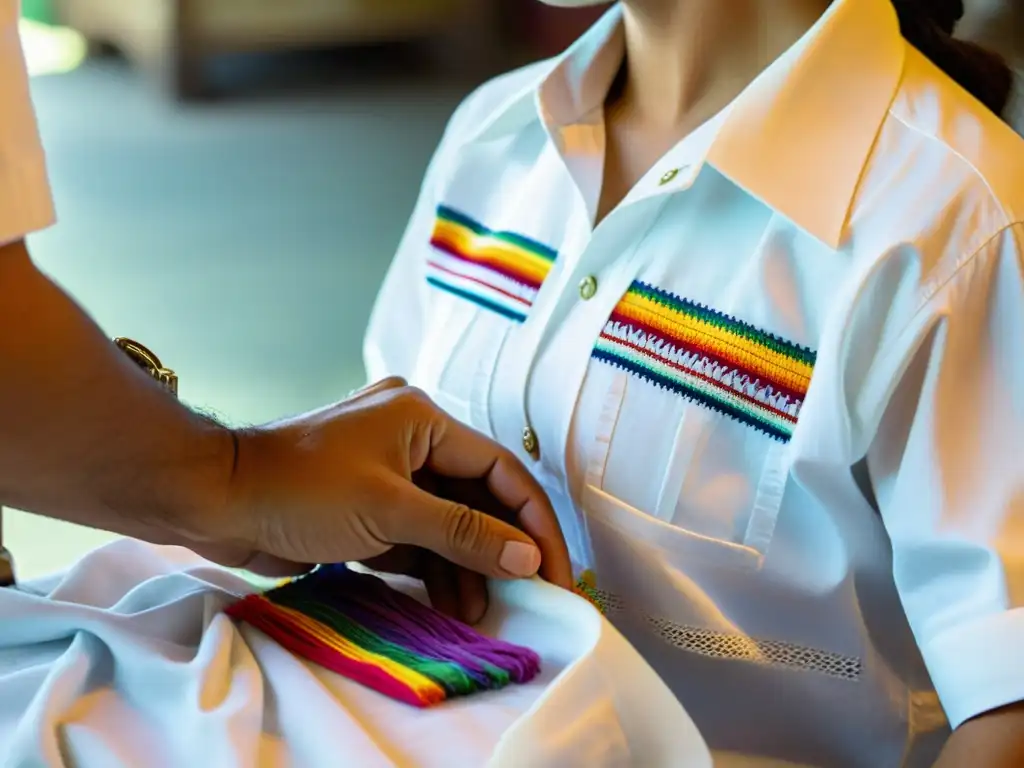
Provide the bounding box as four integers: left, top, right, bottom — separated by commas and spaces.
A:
0, 240, 237, 547
935, 703, 1024, 768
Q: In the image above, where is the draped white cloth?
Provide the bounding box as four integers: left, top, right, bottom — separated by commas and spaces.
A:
0, 539, 710, 767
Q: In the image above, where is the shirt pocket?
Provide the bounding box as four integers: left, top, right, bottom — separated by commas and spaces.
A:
412, 205, 558, 433
581, 283, 815, 572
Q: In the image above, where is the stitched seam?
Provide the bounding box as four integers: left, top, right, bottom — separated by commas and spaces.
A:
886, 109, 1017, 233
869, 221, 1023, 381
583, 583, 862, 682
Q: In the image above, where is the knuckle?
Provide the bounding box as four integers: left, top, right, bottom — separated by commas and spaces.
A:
443, 503, 486, 551
402, 385, 429, 402
398, 386, 435, 412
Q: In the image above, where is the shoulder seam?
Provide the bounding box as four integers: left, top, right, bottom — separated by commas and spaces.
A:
905, 220, 1022, 327
885, 108, 1018, 231
861, 222, 1022, 426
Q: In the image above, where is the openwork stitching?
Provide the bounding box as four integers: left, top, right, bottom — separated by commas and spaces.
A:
588, 585, 861, 682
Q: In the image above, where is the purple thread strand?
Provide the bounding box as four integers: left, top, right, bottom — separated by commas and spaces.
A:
292, 570, 539, 683
273, 565, 540, 684
314, 568, 540, 680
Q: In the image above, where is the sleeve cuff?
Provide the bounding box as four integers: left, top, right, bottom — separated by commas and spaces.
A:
921, 607, 1024, 729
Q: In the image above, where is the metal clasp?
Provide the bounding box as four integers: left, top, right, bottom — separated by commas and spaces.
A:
114, 338, 179, 398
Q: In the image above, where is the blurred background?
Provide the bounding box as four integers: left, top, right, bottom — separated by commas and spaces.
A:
5, 1, 1021, 578
7, 0, 611, 578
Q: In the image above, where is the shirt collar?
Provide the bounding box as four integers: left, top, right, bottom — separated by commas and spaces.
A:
462, 0, 906, 249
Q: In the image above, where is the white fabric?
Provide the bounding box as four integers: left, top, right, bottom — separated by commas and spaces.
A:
0, 0, 54, 247
364, 1, 1024, 766
0, 538, 711, 767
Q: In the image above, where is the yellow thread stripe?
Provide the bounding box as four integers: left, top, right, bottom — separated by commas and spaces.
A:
256, 597, 445, 700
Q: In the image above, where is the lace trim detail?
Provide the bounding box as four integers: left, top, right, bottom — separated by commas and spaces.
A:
585, 582, 861, 682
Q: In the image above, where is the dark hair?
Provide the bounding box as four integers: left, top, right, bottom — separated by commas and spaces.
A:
892, 0, 1013, 117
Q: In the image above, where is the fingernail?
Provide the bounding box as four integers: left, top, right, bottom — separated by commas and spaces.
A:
499, 541, 541, 577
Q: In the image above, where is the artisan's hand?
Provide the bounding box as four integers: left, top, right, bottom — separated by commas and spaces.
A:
196, 378, 572, 620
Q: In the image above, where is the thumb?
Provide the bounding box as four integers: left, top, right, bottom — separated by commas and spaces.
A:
389, 483, 542, 579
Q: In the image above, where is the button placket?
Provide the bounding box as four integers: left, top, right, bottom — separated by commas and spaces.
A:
488, 224, 593, 465
550, 200, 674, 470
489, 201, 670, 472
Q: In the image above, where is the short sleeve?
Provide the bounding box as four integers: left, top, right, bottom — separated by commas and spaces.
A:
0, 2, 55, 246
866, 222, 1024, 729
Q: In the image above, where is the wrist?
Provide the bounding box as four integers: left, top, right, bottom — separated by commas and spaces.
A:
165, 418, 247, 549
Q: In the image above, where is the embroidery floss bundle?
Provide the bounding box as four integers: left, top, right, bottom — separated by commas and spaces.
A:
225, 564, 541, 708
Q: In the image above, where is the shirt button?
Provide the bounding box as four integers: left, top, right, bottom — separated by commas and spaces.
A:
578, 275, 598, 300
659, 168, 679, 185
522, 426, 539, 458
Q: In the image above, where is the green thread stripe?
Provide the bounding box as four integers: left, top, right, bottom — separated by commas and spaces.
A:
435, 205, 558, 262
628, 282, 817, 366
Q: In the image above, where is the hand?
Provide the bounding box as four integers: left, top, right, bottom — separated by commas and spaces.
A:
193, 378, 573, 622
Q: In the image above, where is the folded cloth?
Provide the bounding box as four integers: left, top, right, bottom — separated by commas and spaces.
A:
0, 539, 711, 767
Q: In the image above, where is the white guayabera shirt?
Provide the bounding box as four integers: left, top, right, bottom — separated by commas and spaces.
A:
0, 4, 713, 766
365, 0, 1024, 765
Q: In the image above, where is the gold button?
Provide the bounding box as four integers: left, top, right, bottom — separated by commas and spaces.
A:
578, 275, 598, 300
659, 168, 679, 185
522, 426, 538, 457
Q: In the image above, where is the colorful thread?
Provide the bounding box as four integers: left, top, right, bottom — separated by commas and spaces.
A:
226, 564, 541, 708
572, 570, 606, 614
427, 205, 557, 322
593, 282, 817, 442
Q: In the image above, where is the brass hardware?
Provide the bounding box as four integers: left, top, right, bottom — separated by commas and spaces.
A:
522, 426, 539, 458
578, 275, 598, 301
114, 338, 179, 398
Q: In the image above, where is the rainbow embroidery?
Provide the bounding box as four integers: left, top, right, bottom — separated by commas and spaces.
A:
572, 570, 607, 614
592, 282, 816, 442
427, 205, 557, 323
226, 564, 541, 708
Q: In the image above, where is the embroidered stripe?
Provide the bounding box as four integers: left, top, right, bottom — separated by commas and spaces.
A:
593, 282, 817, 442
426, 206, 557, 323
426, 277, 528, 323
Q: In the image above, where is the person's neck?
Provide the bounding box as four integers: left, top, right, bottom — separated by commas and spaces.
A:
613, 0, 832, 129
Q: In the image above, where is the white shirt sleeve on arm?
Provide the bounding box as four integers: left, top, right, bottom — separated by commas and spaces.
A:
866, 221, 1024, 729
0, 1, 54, 247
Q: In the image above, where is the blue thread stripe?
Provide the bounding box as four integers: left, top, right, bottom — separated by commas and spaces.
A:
591, 347, 792, 442
426, 276, 527, 323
